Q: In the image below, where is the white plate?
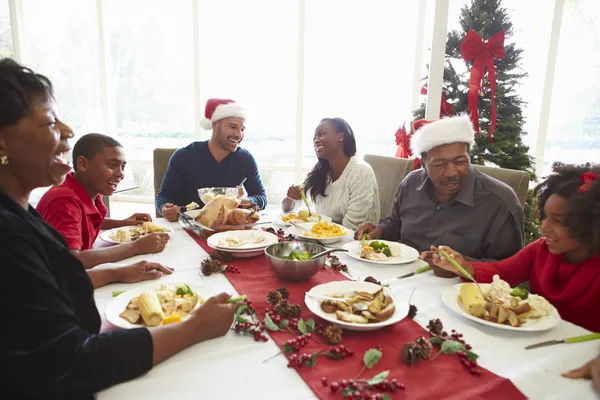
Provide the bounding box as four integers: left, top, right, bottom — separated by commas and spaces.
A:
342, 240, 419, 265
441, 283, 561, 332
288, 222, 350, 245
206, 241, 265, 259
278, 213, 332, 227
105, 282, 208, 329
304, 281, 408, 332
207, 230, 278, 251
99, 225, 174, 244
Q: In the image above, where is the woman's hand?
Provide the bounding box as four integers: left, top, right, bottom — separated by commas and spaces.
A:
286, 185, 303, 201
563, 354, 600, 392
118, 261, 173, 283
419, 245, 439, 266
190, 292, 236, 341
429, 245, 474, 278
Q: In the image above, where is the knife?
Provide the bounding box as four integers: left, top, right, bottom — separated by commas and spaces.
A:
392, 265, 432, 280
525, 333, 600, 350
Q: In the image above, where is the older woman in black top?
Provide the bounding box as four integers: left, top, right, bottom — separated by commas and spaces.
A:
0, 59, 235, 399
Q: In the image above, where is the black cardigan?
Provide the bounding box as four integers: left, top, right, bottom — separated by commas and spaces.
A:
0, 188, 152, 399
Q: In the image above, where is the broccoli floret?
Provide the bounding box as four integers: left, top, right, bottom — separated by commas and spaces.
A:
298, 251, 311, 260
382, 247, 392, 257
370, 241, 386, 250
510, 286, 529, 300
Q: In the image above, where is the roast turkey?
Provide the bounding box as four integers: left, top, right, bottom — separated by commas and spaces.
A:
195, 197, 259, 229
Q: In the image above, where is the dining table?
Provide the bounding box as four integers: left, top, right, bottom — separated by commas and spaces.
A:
94, 213, 599, 399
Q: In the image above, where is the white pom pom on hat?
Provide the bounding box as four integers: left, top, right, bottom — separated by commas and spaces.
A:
199, 98, 246, 130
410, 114, 476, 155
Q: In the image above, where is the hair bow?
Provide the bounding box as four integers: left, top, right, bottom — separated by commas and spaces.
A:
578, 172, 598, 192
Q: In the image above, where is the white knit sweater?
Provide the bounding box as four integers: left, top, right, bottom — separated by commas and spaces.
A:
287, 157, 380, 230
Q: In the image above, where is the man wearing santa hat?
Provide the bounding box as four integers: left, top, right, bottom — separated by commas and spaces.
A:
156, 98, 267, 221
355, 115, 524, 275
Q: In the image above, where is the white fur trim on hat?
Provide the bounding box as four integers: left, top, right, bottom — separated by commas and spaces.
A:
199, 102, 246, 131
410, 114, 475, 155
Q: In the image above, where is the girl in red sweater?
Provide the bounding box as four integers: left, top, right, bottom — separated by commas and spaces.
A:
430, 162, 600, 333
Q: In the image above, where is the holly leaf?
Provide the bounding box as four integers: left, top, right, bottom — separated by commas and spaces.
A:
342, 386, 355, 397
441, 340, 465, 355
466, 350, 479, 361
283, 343, 295, 353
367, 370, 390, 385
306, 353, 317, 367
382, 395, 392, 400
236, 314, 247, 324
363, 348, 382, 369
324, 352, 344, 360
278, 319, 289, 329
236, 304, 248, 316
263, 314, 279, 332
306, 318, 315, 332
429, 337, 443, 345
297, 319, 307, 335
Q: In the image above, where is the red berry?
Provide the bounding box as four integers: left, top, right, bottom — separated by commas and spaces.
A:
442, 331, 448, 336
340, 379, 349, 388
398, 383, 406, 390
465, 344, 472, 350
330, 382, 340, 392
321, 377, 328, 387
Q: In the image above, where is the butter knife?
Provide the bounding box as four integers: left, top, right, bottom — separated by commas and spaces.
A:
525, 333, 600, 350
393, 265, 432, 280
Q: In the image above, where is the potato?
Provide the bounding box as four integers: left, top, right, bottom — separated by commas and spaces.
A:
336, 301, 351, 312
321, 301, 338, 313
375, 303, 395, 321
506, 309, 520, 327
485, 302, 500, 319
497, 306, 508, 324
120, 309, 141, 324
297, 209, 310, 220
460, 284, 486, 318
355, 292, 374, 301
383, 295, 393, 307
373, 288, 385, 303
336, 310, 368, 324
362, 311, 379, 321
368, 298, 384, 314
511, 302, 531, 315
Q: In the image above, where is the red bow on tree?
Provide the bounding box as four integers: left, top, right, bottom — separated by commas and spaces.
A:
461, 29, 505, 140
421, 83, 453, 117
394, 123, 421, 170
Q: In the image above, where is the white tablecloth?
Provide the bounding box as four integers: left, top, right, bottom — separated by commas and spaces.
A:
95, 220, 599, 399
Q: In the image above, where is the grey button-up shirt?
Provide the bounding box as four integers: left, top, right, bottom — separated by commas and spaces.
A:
378, 168, 524, 260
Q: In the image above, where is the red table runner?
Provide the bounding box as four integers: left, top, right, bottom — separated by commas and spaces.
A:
190, 232, 525, 399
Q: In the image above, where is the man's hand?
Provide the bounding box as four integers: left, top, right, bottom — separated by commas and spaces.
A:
190, 292, 236, 341
563, 354, 600, 392
118, 261, 173, 283
122, 213, 152, 226
132, 232, 170, 255
161, 203, 179, 222
354, 222, 383, 240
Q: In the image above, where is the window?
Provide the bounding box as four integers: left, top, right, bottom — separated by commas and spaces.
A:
543, 1, 600, 174
104, 0, 195, 197
0, 0, 12, 58
302, 1, 419, 168
20, 0, 102, 134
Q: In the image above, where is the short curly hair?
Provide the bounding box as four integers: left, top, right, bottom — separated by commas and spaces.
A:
533, 162, 600, 253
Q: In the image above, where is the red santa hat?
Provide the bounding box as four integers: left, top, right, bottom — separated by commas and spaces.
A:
410, 114, 475, 155
199, 98, 246, 130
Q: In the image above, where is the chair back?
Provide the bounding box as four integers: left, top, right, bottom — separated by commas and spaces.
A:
363, 154, 415, 217
153, 148, 177, 217
472, 164, 529, 206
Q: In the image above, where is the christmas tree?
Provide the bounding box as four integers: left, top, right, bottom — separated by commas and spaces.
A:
412, 0, 542, 243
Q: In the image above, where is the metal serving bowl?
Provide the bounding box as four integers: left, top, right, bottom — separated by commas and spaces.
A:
264, 240, 328, 281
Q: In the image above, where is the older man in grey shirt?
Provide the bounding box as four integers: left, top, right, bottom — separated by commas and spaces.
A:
356, 115, 524, 273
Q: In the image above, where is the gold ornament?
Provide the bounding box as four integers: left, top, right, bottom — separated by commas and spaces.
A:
0, 155, 8, 165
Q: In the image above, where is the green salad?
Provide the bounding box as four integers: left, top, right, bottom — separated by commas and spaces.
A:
369, 240, 392, 257
282, 250, 312, 260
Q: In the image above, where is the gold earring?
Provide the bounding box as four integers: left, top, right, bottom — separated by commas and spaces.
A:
0, 155, 8, 165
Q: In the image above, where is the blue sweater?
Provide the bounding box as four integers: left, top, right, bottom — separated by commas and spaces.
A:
156, 141, 267, 214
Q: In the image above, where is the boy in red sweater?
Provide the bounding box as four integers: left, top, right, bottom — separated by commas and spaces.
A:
429, 162, 600, 332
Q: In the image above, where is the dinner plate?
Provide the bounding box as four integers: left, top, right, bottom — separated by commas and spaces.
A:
441, 283, 561, 332
105, 282, 208, 329
278, 213, 332, 227
207, 230, 278, 251
342, 240, 420, 265
304, 281, 408, 332
206, 241, 266, 259
288, 222, 350, 245
99, 225, 174, 244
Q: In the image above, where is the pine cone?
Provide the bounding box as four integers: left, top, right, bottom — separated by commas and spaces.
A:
407, 304, 418, 319
415, 336, 433, 360
364, 276, 382, 286
400, 343, 420, 366
324, 325, 343, 344
201, 258, 221, 276
427, 318, 443, 336
277, 286, 289, 299
210, 250, 232, 262
274, 300, 301, 318
266, 290, 283, 305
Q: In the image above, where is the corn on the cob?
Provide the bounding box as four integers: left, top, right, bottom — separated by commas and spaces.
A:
138, 291, 164, 327
460, 283, 486, 317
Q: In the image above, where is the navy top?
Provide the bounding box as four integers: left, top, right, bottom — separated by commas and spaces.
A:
156, 141, 267, 214
0, 188, 153, 399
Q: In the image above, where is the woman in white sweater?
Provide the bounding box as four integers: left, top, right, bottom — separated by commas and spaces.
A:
281, 118, 380, 230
